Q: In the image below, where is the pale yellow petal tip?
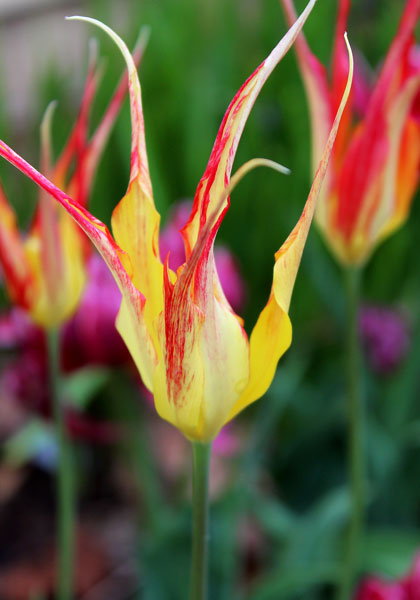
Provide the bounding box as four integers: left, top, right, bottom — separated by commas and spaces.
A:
66, 16, 136, 77
344, 32, 354, 94
40, 100, 58, 129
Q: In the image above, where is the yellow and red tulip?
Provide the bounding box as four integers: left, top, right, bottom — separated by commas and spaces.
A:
281, 0, 420, 266
0, 0, 353, 441
0, 31, 148, 329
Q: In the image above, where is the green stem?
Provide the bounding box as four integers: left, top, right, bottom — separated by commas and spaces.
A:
338, 267, 364, 600
47, 328, 75, 600
190, 442, 212, 600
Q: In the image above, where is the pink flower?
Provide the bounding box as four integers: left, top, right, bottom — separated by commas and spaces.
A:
404, 553, 420, 599
61, 253, 129, 371
356, 579, 407, 600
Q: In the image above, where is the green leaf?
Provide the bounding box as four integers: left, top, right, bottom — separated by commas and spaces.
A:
248, 563, 339, 600
361, 529, 420, 577
2, 419, 55, 466
62, 367, 112, 410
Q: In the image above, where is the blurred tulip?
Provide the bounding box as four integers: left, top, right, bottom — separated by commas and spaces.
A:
0, 4, 353, 441
0, 31, 148, 328
359, 305, 410, 373
281, 0, 420, 266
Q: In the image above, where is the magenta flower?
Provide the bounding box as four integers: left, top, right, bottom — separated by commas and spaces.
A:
356, 552, 420, 600
61, 253, 129, 371
359, 305, 410, 373
356, 579, 407, 600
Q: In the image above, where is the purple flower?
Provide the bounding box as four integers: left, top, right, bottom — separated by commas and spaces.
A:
61, 253, 129, 371
359, 305, 410, 374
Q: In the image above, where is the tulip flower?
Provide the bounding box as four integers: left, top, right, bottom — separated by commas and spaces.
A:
281, 0, 420, 266
279, 2, 420, 598
0, 30, 148, 329
0, 1, 352, 443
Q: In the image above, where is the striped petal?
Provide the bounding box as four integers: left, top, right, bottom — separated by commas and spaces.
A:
182, 0, 317, 261
68, 18, 165, 356
68, 27, 150, 207
280, 0, 333, 181
227, 35, 354, 421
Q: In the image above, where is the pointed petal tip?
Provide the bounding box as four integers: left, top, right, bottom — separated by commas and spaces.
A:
40, 99, 58, 133
66, 15, 136, 78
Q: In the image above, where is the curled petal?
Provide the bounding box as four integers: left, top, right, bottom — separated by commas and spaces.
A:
70, 26, 150, 206
68, 18, 165, 348
67, 16, 152, 194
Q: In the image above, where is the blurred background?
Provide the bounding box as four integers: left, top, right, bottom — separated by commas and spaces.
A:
0, 0, 420, 599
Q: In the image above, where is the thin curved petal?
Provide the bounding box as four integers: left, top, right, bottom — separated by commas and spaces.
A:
70, 27, 150, 206
280, 0, 333, 179
68, 18, 165, 343
182, 0, 317, 260
227, 35, 354, 422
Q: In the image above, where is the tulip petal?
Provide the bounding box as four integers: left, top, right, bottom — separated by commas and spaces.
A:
68, 18, 165, 346
154, 160, 289, 441
369, 74, 420, 249
280, 0, 333, 182
37, 102, 66, 310
71, 27, 150, 207
182, 0, 317, 260
0, 181, 34, 309
0, 139, 158, 387
227, 34, 354, 421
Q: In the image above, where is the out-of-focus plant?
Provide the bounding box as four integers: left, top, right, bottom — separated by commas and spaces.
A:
0, 30, 149, 600
0, 0, 354, 596
280, 0, 420, 598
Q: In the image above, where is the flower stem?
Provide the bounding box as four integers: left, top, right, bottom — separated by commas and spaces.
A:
338, 267, 364, 600
190, 441, 212, 600
47, 328, 75, 600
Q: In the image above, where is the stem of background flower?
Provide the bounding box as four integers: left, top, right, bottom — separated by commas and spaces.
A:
47, 328, 75, 600
338, 267, 364, 600
190, 441, 212, 600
